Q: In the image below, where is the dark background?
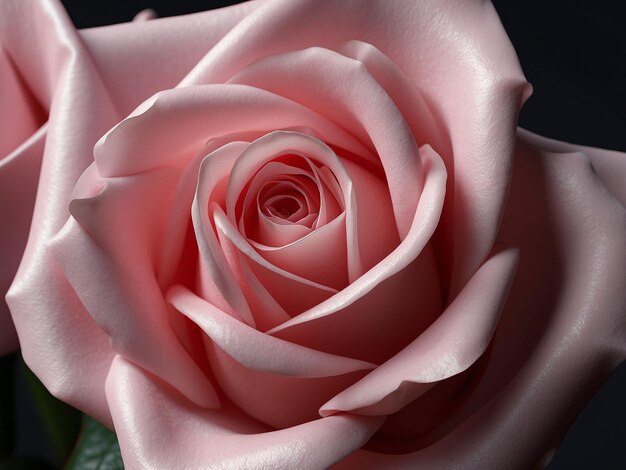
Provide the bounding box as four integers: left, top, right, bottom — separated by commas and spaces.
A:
16, 0, 626, 468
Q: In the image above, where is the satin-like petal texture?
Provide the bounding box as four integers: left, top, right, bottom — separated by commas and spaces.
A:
3, 1, 624, 469
334, 129, 626, 469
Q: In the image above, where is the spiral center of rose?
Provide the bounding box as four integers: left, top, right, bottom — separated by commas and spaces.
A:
265, 195, 301, 219
236, 151, 345, 248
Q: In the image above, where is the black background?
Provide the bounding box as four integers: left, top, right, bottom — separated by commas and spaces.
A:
20, 0, 626, 468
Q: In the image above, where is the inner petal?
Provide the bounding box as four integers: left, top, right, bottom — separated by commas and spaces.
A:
265, 194, 302, 219
259, 182, 311, 223
254, 184, 313, 247
238, 161, 323, 245
221, 131, 358, 313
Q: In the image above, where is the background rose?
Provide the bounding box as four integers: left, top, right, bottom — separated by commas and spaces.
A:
2, 0, 620, 470
0, 24, 48, 355
0, 0, 166, 356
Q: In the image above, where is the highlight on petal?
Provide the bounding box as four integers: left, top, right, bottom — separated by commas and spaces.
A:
184, 0, 529, 296
336, 130, 626, 469
93, 84, 371, 179
7, 250, 116, 426
2, 0, 120, 423
79, 1, 257, 116
168, 285, 375, 378
52, 162, 220, 410
0, 44, 44, 159
193, 141, 257, 327
0, 125, 46, 355
106, 355, 384, 469
320, 248, 519, 417
169, 285, 376, 428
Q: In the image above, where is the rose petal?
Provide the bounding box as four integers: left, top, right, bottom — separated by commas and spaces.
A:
2, 0, 120, 422
229, 46, 422, 240
94, 85, 372, 179
241, 162, 321, 246
78, 1, 257, 116
0, 125, 46, 355
168, 285, 375, 377
515, 128, 626, 206
169, 285, 376, 428
52, 163, 220, 410
193, 141, 257, 326
237, 260, 292, 332
251, 214, 348, 291
335, 130, 626, 469
106, 355, 384, 469
224, 132, 361, 281
213, 207, 338, 315
336, 40, 447, 156
0, 44, 44, 158
268, 145, 445, 336
181, 0, 530, 300
320, 248, 518, 416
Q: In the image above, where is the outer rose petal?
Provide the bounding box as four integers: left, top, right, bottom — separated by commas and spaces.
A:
0, 126, 45, 355
1, 0, 119, 423
334, 130, 626, 468
78, 1, 257, 116
0, 44, 42, 158
320, 248, 518, 417
0, 14, 46, 355
3, 0, 252, 417
106, 355, 384, 470
169, 286, 375, 429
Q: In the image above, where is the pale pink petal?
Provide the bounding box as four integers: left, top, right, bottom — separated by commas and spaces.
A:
168, 285, 375, 377
336, 40, 447, 157
243, 165, 317, 246
340, 157, 399, 275
181, 0, 529, 294
239, 160, 326, 245
192, 138, 307, 330
169, 285, 375, 428
193, 141, 258, 327
229, 46, 422, 239
320, 248, 518, 416
0, 126, 46, 355
2, 0, 119, 421
335, 131, 626, 468
271, 245, 442, 366
79, 1, 257, 116
252, 214, 348, 291
0, 45, 44, 159
267, 145, 446, 356
223, 132, 360, 281
515, 128, 626, 206
106, 355, 383, 469
201, 132, 367, 317
51, 165, 219, 410
203, 339, 369, 429
236, 261, 292, 331
94, 85, 371, 178
213, 207, 338, 315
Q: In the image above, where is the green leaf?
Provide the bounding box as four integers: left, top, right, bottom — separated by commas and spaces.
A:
0, 354, 16, 456
20, 360, 81, 465
64, 416, 123, 470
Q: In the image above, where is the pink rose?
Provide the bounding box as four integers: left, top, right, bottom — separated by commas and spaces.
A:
0, 24, 48, 355
4, 0, 625, 468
